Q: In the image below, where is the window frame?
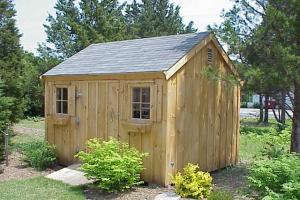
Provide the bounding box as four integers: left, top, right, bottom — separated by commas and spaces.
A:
54, 86, 69, 116
130, 86, 151, 121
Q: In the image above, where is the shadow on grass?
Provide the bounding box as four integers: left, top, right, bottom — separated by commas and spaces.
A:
211, 164, 257, 199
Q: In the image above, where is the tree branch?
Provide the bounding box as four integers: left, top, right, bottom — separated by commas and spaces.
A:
287, 92, 295, 108
272, 108, 280, 123
285, 110, 292, 119
241, 0, 266, 17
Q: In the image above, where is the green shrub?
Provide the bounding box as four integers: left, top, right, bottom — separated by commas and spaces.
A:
208, 190, 233, 200
248, 154, 300, 199
21, 141, 56, 170
240, 125, 277, 135
262, 143, 285, 158
172, 163, 213, 199
261, 127, 290, 158
76, 138, 147, 192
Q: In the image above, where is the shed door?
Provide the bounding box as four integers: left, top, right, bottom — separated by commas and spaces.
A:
46, 83, 76, 165
74, 81, 120, 153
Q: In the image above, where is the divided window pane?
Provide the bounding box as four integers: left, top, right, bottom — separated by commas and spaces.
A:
56, 87, 68, 114
132, 87, 150, 119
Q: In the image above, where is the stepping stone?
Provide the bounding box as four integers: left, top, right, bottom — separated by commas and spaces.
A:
154, 192, 181, 200
46, 164, 93, 186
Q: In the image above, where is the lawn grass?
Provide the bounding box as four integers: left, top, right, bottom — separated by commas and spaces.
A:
0, 177, 85, 200
239, 118, 291, 162
17, 117, 45, 130
2, 117, 289, 199
240, 134, 265, 162
11, 117, 45, 150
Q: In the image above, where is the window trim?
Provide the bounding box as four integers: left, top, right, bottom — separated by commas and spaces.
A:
54, 85, 69, 116
130, 85, 151, 121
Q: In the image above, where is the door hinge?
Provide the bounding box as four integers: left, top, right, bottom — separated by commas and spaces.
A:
75, 116, 80, 125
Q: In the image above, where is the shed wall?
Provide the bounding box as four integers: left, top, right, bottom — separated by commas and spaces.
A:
164, 41, 240, 183
45, 77, 168, 185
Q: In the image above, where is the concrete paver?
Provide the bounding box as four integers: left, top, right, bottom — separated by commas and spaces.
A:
46, 164, 93, 186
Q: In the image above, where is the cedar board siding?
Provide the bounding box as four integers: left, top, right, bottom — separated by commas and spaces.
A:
164, 41, 240, 184
45, 77, 167, 185
44, 41, 240, 186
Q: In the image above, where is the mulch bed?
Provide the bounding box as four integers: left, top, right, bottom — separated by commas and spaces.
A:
83, 184, 169, 200
0, 151, 61, 182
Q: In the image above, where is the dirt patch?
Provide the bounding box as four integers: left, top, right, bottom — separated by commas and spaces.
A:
0, 151, 58, 182
83, 184, 169, 200
211, 163, 255, 199
13, 125, 44, 137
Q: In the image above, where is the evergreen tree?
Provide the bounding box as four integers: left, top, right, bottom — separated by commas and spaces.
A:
42, 0, 197, 59
21, 52, 46, 116
0, 0, 25, 121
43, 0, 127, 59
256, 0, 300, 152
0, 80, 12, 161
211, 0, 300, 152
125, 0, 197, 38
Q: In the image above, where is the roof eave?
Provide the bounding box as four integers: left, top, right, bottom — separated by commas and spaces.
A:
41, 71, 166, 81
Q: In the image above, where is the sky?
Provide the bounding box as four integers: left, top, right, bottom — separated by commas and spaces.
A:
14, 0, 233, 54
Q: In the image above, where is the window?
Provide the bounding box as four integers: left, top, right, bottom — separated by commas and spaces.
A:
132, 87, 150, 119
208, 48, 213, 64
56, 88, 68, 114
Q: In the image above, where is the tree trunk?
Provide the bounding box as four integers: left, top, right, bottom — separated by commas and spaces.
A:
264, 94, 269, 124
281, 91, 286, 124
259, 93, 264, 123
291, 83, 300, 153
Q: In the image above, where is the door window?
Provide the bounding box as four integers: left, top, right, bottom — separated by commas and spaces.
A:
56, 88, 68, 114
132, 87, 150, 119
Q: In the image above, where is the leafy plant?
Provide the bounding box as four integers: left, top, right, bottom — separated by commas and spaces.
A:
248, 154, 300, 199
172, 163, 213, 199
76, 138, 147, 192
21, 141, 56, 170
240, 125, 277, 135
262, 143, 285, 158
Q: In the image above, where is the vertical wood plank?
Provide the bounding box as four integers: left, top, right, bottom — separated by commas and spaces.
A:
213, 56, 221, 171
236, 86, 241, 163
87, 82, 97, 139
175, 68, 185, 171
231, 85, 238, 164
150, 85, 158, 122
225, 76, 233, 166
68, 85, 76, 117
107, 81, 119, 139
165, 75, 177, 184
200, 49, 208, 171
155, 79, 163, 122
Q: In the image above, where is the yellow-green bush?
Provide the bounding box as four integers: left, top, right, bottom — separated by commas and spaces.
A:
76, 138, 147, 192
172, 163, 213, 199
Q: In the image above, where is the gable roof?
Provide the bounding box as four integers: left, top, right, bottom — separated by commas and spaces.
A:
42, 32, 210, 77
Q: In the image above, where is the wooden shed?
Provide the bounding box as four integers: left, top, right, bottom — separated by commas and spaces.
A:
42, 32, 240, 186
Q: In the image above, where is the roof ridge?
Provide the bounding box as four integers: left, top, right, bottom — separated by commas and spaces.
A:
91, 31, 210, 46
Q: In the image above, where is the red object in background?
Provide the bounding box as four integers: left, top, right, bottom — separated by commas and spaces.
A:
268, 99, 276, 109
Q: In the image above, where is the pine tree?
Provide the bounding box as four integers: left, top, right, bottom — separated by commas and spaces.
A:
0, 0, 25, 121
211, 0, 300, 152
0, 79, 12, 161
43, 0, 128, 59
125, 0, 197, 38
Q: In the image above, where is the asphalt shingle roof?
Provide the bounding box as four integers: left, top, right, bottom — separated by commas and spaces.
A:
43, 32, 210, 76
